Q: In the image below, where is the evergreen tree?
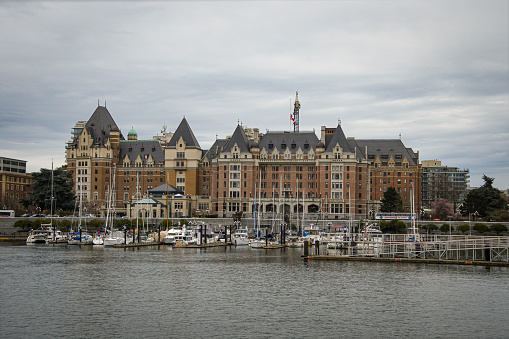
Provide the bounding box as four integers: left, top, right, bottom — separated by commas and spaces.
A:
380, 187, 404, 212
460, 175, 508, 220
22, 166, 75, 213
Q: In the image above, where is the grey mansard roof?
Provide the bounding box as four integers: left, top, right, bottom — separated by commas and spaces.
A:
168, 117, 201, 149
85, 106, 124, 145
354, 139, 419, 165
202, 138, 229, 160
119, 140, 165, 165
258, 131, 319, 153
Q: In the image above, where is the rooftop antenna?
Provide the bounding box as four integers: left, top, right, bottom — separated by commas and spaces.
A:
293, 91, 300, 133
105, 100, 106, 108
98, 99, 100, 107
399, 132, 402, 140
338, 118, 341, 125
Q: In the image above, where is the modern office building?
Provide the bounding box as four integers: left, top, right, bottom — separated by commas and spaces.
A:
421, 160, 469, 211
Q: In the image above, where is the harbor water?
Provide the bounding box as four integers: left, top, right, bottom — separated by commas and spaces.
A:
1, 243, 508, 338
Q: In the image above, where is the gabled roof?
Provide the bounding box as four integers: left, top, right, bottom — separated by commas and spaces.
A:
223, 125, 251, 153
258, 131, 319, 154
325, 124, 352, 153
132, 197, 161, 205
149, 183, 184, 195
85, 106, 123, 145
167, 117, 200, 149
119, 140, 165, 165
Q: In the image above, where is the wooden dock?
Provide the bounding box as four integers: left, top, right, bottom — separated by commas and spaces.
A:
306, 255, 509, 267
176, 242, 231, 248
262, 244, 287, 249
113, 242, 161, 248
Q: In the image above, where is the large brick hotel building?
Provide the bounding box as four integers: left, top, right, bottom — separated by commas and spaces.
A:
65, 99, 421, 221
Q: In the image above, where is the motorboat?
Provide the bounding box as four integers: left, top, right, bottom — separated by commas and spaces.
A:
162, 228, 182, 245
302, 224, 322, 245
233, 227, 250, 246
286, 235, 304, 248
250, 238, 266, 248
26, 224, 67, 244
26, 228, 51, 244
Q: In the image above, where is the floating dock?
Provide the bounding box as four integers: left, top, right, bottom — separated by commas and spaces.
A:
114, 242, 161, 248
306, 255, 509, 266
176, 242, 231, 248
308, 234, 509, 265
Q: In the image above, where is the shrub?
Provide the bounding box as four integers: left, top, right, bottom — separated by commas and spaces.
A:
14, 219, 33, 231
490, 223, 508, 234
473, 223, 489, 234
456, 224, 470, 234
439, 223, 451, 233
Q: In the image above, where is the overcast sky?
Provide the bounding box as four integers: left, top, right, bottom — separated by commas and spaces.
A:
1, 1, 508, 189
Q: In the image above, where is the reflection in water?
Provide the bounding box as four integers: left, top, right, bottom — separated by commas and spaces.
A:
0, 244, 508, 338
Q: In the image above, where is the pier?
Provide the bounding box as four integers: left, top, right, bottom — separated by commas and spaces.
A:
307, 233, 509, 265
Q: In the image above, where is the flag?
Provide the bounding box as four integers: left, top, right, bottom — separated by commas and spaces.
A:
290, 113, 295, 124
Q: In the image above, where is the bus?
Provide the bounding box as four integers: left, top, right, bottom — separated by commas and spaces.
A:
0, 210, 15, 217
375, 213, 415, 220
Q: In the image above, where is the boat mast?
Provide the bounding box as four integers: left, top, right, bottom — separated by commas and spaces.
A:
136, 172, 139, 243
296, 176, 299, 236
105, 165, 111, 236
50, 160, 55, 241
166, 171, 169, 231
258, 168, 261, 238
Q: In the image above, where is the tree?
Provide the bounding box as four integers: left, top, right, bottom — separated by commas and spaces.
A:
380, 187, 404, 212
431, 198, 454, 220
490, 223, 507, 235
473, 223, 489, 234
233, 211, 243, 222
14, 219, 34, 231
460, 175, 508, 219
439, 223, 451, 233
22, 166, 76, 213
380, 220, 406, 233
456, 224, 470, 234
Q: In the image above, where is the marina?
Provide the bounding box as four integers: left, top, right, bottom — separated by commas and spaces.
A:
1, 242, 508, 338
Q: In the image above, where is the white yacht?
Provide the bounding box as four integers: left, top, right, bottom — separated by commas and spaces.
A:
302, 224, 322, 245
233, 228, 250, 246
26, 229, 51, 244
26, 225, 67, 244
250, 238, 266, 248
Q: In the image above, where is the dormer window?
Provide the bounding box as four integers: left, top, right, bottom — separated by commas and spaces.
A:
268, 142, 273, 149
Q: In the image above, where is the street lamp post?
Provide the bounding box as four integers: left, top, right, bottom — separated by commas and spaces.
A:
449, 216, 453, 238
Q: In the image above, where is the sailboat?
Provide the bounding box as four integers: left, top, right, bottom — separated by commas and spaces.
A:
250, 169, 265, 248
68, 176, 93, 245
27, 161, 67, 244
103, 165, 122, 247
